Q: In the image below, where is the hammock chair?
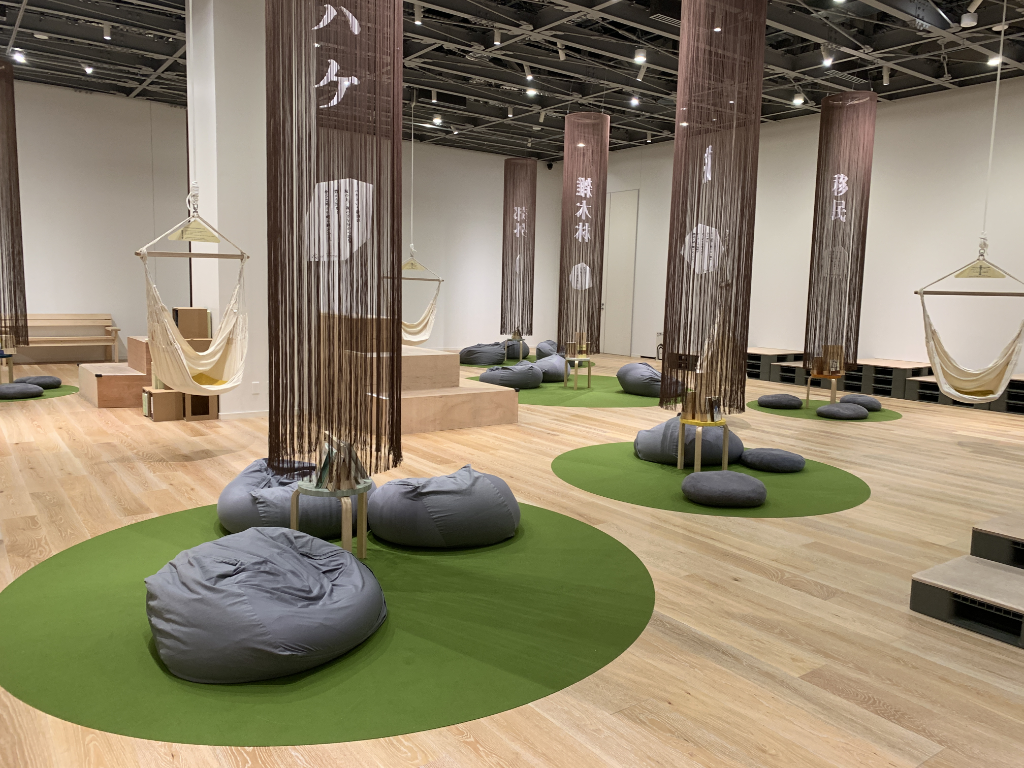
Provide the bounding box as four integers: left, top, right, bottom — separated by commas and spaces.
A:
918, 253, 1024, 403
401, 247, 442, 346
136, 184, 249, 397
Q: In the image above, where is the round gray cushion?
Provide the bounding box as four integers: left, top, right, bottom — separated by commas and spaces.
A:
616, 362, 661, 398
14, 375, 62, 390
634, 417, 744, 467
368, 465, 520, 548
535, 354, 566, 382
0, 383, 44, 400
757, 393, 803, 409
218, 459, 376, 539
740, 448, 805, 473
145, 527, 387, 683
503, 339, 530, 360
459, 342, 506, 366
479, 360, 543, 389
817, 402, 869, 420
841, 393, 881, 412
682, 471, 767, 508
535, 340, 558, 359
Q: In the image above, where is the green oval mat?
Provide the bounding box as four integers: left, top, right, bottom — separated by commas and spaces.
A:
0, 384, 79, 403
746, 399, 902, 422
552, 442, 871, 518
470, 374, 658, 407
0, 504, 654, 747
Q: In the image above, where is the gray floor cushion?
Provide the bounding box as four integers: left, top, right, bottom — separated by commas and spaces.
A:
757, 393, 803, 409
535, 340, 558, 359
740, 448, 805, 473
817, 402, 869, 420
14, 375, 62, 390
218, 459, 376, 539
480, 360, 543, 389
634, 417, 744, 467
503, 339, 530, 360
535, 354, 566, 382
682, 471, 767, 508
145, 527, 387, 684
0, 383, 44, 400
841, 393, 882, 412
368, 465, 520, 548
459, 342, 506, 366
616, 362, 662, 398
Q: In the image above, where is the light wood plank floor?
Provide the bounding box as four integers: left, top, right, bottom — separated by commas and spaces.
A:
2, 355, 1024, 768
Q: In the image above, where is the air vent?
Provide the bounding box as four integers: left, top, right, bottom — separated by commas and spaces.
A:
830, 71, 869, 85
650, 0, 682, 26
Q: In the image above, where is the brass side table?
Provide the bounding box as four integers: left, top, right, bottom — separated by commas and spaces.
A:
563, 357, 592, 390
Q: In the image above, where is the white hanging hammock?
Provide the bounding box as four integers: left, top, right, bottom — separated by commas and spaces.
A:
401, 248, 442, 346
136, 187, 249, 396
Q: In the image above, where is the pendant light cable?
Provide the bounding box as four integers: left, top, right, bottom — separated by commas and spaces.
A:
979, 0, 1008, 257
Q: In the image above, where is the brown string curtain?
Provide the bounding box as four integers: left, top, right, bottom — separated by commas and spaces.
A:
659, 0, 767, 417
0, 60, 27, 348
266, 0, 402, 482
803, 92, 878, 375
499, 157, 537, 337
557, 112, 609, 355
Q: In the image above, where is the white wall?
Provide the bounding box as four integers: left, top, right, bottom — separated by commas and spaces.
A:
15, 81, 189, 359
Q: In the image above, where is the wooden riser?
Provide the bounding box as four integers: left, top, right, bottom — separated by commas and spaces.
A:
401, 380, 517, 435
402, 346, 460, 391
127, 336, 151, 377
911, 555, 1024, 647
78, 363, 150, 408
971, 515, 1024, 569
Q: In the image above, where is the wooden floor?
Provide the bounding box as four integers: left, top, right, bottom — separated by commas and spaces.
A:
2, 355, 1024, 768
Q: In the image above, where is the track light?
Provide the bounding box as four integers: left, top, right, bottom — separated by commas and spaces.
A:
630, 95, 639, 106
821, 44, 835, 67
526, 88, 538, 96
102, 22, 112, 40
539, 110, 545, 123
961, 0, 982, 26
431, 89, 437, 103
82, 63, 94, 74
557, 42, 565, 61
12, 50, 25, 64
882, 65, 890, 86
634, 48, 646, 63
792, 90, 806, 105
453, 128, 458, 134
524, 64, 533, 81
414, 2, 423, 25
508, 106, 513, 118
432, 114, 442, 125
636, 63, 647, 82
646, 132, 652, 143
493, 29, 501, 46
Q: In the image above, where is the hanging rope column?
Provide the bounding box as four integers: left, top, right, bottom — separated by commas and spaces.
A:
0, 60, 27, 349
266, 0, 403, 481
499, 157, 537, 338
803, 92, 877, 375
659, 0, 767, 417
557, 112, 609, 355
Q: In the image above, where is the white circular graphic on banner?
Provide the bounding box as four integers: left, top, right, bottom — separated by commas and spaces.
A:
682, 224, 721, 274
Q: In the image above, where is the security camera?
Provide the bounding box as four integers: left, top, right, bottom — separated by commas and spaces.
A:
546, 162, 554, 170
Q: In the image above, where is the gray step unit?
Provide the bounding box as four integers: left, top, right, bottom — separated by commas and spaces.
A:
746, 348, 802, 381
971, 515, 1024, 569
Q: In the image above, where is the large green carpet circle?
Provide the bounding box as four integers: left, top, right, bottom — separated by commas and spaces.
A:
552, 443, 870, 518
746, 399, 902, 422
1, 384, 79, 403
470, 374, 657, 407
0, 504, 653, 747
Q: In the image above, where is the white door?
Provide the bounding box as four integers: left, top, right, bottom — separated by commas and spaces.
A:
601, 189, 639, 356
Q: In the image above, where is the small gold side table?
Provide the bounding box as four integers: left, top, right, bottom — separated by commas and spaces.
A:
290, 477, 372, 559
563, 357, 592, 390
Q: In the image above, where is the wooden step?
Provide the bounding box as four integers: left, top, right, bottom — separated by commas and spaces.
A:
78, 363, 150, 408
911, 555, 1024, 647
401, 378, 517, 435
127, 336, 151, 376
402, 346, 460, 391
972, 515, 1024, 568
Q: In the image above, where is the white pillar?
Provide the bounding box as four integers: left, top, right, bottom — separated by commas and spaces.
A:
186, 0, 268, 417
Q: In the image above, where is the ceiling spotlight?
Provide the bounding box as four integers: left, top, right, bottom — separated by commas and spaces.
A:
729, 99, 734, 104
539, 110, 545, 123
524, 64, 533, 81
102, 22, 112, 40
636, 62, 648, 82
493, 29, 501, 46
833, 0, 845, 4
646, 132, 652, 143
577, 142, 585, 147
792, 90, 806, 105
630, 95, 639, 106
82, 64, 94, 74
431, 89, 437, 103
882, 65, 890, 86
432, 114, 442, 125
526, 88, 538, 97
33, 33, 49, 40
634, 48, 647, 63
414, 2, 423, 25
12, 50, 26, 64
680, 121, 688, 126
713, 24, 722, 32
508, 106, 513, 117
557, 41, 565, 61
961, 0, 982, 26
453, 128, 459, 134
532, 125, 541, 131
988, 55, 1001, 66
821, 44, 835, 67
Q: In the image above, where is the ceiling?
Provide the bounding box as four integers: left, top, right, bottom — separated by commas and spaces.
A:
2, 0, 1021, 161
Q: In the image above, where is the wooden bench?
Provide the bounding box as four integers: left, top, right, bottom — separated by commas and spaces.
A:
21, 314, 120, 363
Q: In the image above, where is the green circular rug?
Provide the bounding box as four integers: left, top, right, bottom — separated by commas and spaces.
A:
470, 374, 657, 407
746, 399, 901, 422
552, 442, 870, 518
0, 504, 654, 747
1, 384, 78, 403
465, 356, 595, 370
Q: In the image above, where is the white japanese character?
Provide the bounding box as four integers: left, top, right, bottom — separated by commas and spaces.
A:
317, 60, 359, 108
575, 177, 593, 198
574, 222, 590, 242
832, 199, 847, 222
575, 199, 591, 220
514, 222, 526, 237
833, 173, 848, 196
514, 206, 526, 222
314, 4, 360, 33
702, 145, 713, 183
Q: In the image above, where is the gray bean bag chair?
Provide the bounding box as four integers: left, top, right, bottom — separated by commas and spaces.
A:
682, 471, 767, 508
817, 402, 869, 420
740, 448, 805, 473
841, 393, 881, 412
634, 417, 744, 467
218, 459, 376, 539
535, 354, 566, 382
14, 375, 62, 390
479, 360, 543, 389
757, 393, 803, 409
503, 339, 530, 360
616, 362, 662, 398
145, 527, 387, 684
368, 465, 520, 548
536, 340, 558, 359
0, 383, 43, 400
459, 342, 506, 366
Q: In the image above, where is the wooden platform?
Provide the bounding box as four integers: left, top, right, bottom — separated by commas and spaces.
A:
972, 515, 1024, 568
77, 363, 150, 408
746, 347, 802, 381
402, 345, 459, 391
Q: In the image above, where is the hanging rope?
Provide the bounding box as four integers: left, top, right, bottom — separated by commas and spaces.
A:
979, 0, 1008, 256
410, 95, 415, 254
